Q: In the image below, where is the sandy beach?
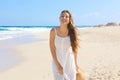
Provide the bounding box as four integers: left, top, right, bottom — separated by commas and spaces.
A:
0, 26, 120, 80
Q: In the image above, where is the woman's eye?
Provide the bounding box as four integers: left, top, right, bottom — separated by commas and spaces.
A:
61, 16, 69, 18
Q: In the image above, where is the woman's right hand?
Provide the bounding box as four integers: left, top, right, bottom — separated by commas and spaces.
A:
57, 64, 63, 75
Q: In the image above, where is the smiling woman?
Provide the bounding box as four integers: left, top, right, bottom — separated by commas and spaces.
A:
49, 10, 86, 80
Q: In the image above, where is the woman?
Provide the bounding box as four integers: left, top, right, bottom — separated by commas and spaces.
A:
49, 10, 84, 80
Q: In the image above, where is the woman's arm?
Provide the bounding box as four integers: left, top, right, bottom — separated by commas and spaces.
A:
74, 51, 86, 80
49, 28, 63, 75
74, 52, 80, 72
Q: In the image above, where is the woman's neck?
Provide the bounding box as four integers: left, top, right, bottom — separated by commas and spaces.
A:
58, 24, 68, 36
59, 24, 68, 31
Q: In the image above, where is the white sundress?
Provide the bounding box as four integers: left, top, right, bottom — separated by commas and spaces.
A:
52, 28, 76, 80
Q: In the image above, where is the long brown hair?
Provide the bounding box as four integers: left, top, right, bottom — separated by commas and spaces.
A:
60, 10, 79, 54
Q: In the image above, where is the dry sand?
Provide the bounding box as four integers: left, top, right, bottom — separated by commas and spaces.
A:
0, 26, 120, 80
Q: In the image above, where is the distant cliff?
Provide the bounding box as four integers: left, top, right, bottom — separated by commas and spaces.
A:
93, 22, 120, 27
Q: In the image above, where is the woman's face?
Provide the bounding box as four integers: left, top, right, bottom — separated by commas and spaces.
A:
60, 12, 70, 25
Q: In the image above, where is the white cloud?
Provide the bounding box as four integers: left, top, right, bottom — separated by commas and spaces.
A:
83, 12, 100, 18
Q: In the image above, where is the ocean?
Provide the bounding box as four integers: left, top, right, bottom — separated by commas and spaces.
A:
0, 25, 91, 31
0, 26, 92, 40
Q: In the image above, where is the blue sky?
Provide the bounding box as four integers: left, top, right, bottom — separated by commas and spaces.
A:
0, 0, 120, 26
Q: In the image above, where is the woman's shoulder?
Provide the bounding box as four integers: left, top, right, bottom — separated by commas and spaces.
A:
50, 27, 57, 36
50, 28, 55, 35
50, 28, 54, 32
50, 27, 59, 33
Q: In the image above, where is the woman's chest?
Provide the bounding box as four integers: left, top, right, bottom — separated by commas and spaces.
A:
55, 36, 71, 48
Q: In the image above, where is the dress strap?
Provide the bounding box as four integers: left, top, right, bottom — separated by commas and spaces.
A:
54, 28, 57, 36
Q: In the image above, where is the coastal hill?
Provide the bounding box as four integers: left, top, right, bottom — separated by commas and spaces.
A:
93, 22, 120, 27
